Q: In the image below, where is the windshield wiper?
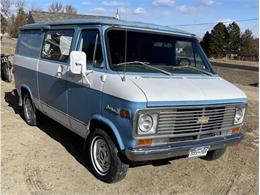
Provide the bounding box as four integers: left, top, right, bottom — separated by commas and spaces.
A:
113, 61, 172, 76
171, 65, 213, 76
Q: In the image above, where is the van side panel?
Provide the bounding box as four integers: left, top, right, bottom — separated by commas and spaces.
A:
14, 56, 38, 98
14, 30, 44, 109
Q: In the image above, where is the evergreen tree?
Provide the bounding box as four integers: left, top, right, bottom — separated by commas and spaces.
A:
240, 29, 254, 57
227, 22, 241, 55
252, 38, 259, 59
200, 31, 212, 56
210, 22, 229, 57
1, 14, 8, 33
9, 6, 28, 38
8, 14, 16, 36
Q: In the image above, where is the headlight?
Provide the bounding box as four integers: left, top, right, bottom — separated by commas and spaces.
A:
137, 113, 158, 135
234, 107, 246, 125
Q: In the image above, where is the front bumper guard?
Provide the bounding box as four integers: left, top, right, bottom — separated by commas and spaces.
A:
125, 133, 244, 162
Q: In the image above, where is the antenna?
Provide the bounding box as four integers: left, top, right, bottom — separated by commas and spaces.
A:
116, 9, 119, 19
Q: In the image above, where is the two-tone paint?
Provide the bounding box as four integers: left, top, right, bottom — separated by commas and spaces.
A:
14, 18, 247, 160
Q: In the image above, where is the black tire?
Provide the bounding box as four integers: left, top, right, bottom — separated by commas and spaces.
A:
87, 128, 129, 183
22, 93, 38, 126
1, 65, 4, 80
2, 62, 12, 82
200, 148, 226, 161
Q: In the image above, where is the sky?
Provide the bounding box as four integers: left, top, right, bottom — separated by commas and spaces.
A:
24, 0, 259, 38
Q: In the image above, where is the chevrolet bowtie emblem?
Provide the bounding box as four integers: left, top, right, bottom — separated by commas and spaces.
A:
197, 116, 209, 124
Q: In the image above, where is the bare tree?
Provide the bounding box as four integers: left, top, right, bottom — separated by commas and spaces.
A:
1, 0, 13, 18
48, 2, 63, 13
15, 0, 25, 11
28, 2, 42, 12
63, 5, 77, 14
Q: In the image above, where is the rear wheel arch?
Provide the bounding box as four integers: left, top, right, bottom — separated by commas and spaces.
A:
20, 85, 33, 100
20, 85, 44, 126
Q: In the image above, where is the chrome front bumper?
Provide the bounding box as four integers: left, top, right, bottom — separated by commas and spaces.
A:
125, 133, 243, 162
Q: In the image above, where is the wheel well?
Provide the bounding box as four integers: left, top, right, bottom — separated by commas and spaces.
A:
88, 119, 121, 150
21, 87, 30, 99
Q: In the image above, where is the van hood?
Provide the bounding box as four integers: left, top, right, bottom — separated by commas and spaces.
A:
129, 75, 247, 107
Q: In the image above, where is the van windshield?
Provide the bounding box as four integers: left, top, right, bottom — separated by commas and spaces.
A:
106, 29, 214, 75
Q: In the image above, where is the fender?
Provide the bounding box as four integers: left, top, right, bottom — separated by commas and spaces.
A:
91, 114, 125, 150
19, 84, 33, 106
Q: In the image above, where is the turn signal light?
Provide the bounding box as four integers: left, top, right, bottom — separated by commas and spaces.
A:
137, 139, 152, 147
120, 109, 130, 118
232, 127, 240, 135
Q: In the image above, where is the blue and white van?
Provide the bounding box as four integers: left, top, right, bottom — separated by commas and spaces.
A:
14, 18, 247, 183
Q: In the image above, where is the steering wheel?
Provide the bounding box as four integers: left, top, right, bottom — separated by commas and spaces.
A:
176, 57, 191, 66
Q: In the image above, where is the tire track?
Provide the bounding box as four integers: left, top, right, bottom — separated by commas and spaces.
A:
208, 164, 239, 195
24, 165, 52, 194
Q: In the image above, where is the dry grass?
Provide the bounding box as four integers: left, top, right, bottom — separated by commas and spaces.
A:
210, 58, 258, 67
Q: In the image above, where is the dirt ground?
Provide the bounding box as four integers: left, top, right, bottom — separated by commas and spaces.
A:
210, 58, 258, 67
1, 37, 259, 195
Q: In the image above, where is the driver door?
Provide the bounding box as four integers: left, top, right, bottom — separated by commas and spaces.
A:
38, 29, 74, 127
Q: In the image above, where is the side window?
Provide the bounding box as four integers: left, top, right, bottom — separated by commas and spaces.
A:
78, 29, 103, 68
41, 29, 74, 63
16, 30, 44, 58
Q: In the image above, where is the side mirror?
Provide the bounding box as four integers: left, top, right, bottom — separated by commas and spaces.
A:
70, 51, 86, 75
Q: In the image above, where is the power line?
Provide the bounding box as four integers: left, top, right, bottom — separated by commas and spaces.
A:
169, 18, 259, 27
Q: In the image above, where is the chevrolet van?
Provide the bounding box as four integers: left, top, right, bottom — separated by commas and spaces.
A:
14, 18, 247, 183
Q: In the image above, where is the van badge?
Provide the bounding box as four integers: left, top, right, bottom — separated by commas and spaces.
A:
105, 105, 120, 115
197, 116, 209, 124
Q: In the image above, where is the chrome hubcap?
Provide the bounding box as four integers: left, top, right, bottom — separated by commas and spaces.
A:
90, 136, 111, 176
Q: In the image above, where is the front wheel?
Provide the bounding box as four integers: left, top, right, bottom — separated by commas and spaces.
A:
87, 128, 129, 183
200, 148, 226, 161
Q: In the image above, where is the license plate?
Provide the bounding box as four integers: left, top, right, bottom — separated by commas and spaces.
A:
188, 146, 210, 158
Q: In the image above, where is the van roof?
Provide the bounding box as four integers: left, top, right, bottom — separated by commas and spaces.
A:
21, 17, 194, 36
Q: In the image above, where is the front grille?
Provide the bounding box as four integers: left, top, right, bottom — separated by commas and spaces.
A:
156, 105, 236, 140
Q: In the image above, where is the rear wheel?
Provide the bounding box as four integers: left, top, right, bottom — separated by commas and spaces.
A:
23, 93, 37, 126
200, 148, 226, 161
87, 128, 129, 183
